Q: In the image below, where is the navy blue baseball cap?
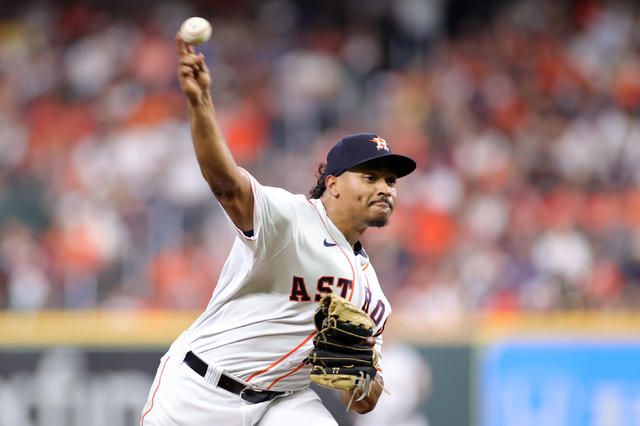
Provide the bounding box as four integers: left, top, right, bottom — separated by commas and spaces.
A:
324, 133, 416, 179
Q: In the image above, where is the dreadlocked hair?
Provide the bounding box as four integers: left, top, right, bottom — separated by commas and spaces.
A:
308, 163, 327, 199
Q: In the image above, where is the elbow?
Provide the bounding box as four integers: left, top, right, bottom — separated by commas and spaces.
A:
201, 168, 241, 200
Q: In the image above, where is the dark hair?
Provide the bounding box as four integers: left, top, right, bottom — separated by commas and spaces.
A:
308, 163, 326, 199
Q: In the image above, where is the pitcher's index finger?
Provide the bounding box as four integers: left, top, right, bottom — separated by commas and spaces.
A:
175, 32, 195, 55
196, 53, 207, 71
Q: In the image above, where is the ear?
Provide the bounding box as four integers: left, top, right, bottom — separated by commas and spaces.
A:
325, 175, 340, 199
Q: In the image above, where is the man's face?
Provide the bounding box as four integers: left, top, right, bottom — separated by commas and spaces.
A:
336, 164, 398, 227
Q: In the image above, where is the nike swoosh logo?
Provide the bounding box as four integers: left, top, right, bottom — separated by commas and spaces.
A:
323, 239, 337, 247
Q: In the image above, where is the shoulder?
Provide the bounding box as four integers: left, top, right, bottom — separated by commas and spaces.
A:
244, 171, 304, 201
259, 186, 311, 209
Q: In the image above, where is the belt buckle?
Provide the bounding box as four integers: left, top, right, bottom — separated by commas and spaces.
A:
240, 386, 289, 404
239, 387, 253, 399
240, 386, 264, 403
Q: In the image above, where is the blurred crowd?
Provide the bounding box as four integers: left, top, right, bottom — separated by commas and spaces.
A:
2, 0, 640, 317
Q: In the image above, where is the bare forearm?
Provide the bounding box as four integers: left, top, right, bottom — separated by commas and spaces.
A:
176, 33, 253, 229
188, 92, 240, 194
339, 377, 384, 414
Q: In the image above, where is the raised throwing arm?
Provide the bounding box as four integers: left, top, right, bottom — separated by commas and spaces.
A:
176, 33, 254, 231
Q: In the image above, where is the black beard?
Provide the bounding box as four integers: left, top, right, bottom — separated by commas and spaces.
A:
366, 216, 389, 227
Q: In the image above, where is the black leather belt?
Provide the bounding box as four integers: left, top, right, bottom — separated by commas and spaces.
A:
183, 351, 286, 404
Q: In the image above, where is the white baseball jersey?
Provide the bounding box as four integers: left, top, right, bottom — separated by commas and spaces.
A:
176, 171, 391, 391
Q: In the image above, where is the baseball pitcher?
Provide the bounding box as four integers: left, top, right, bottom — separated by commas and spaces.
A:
140, 33, 417, 426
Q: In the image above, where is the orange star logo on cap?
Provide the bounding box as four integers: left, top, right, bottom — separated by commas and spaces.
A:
370, 136, 389, 151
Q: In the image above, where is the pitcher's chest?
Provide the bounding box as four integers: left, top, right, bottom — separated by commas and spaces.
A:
283, 234, 390, 332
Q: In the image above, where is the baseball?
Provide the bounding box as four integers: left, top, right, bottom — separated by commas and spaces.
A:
179, 17, 212, 46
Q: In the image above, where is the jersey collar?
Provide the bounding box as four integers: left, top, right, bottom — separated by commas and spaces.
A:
310, 198, 368, 257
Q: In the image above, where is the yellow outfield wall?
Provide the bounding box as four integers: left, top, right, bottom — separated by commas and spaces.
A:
0, 310, 200, 346
1, 310, 640, 346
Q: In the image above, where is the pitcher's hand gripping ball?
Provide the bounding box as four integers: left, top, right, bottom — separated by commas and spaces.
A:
179, 17, 212, 45
307, 294, 378, 402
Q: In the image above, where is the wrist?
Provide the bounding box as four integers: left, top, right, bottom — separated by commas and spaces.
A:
188, 90, 213, 111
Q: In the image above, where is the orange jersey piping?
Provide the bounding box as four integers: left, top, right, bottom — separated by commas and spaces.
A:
245, 331, 317, 382
266, 361, 307, 389
307, 200, 356, 301
141, 355, 171, 425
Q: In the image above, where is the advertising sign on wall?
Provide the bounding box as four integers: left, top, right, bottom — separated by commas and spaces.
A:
480, 341, 640, 426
